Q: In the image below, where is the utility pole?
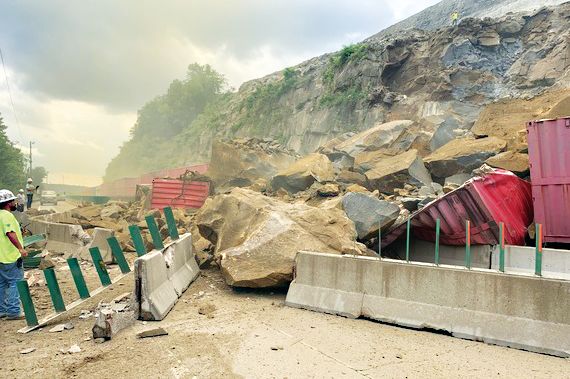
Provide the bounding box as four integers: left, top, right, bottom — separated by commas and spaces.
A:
29, 141, 34, 178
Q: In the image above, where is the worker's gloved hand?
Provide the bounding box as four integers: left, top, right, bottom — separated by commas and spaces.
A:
19, 248, 28, 258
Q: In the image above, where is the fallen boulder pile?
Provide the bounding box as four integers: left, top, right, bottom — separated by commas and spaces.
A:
29, 199, 197, 259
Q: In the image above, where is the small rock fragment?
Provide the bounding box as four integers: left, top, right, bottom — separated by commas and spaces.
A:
68, 344, 81, 354
112, 292, 131, 303
198, 303, 216, 318
20, 347, 36, 354
64, 322, 74, 330
49, 324, 65, 333
79, 310, 93, 319
136, 327, 168, 339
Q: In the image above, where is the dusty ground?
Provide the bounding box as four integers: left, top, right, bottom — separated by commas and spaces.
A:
1, 263, 569, 379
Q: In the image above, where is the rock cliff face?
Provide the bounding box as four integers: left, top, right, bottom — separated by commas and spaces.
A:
179, 3, 569, 158
107, 2, 570, 177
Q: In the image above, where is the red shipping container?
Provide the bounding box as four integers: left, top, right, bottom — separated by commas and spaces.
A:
527, 117, 570, 243
383, 169, 533, 247
151, 179, 210, 210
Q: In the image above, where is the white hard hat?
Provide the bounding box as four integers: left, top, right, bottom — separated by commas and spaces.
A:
0, 189, 17, 203
19, 189, 24, 193
27, 178, 33, 182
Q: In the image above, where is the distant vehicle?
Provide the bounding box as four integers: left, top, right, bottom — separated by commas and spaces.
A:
40, 190, 58, 205
57, 192, 66, 202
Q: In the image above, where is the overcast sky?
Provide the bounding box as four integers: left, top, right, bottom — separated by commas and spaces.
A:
0, 0, 439, 186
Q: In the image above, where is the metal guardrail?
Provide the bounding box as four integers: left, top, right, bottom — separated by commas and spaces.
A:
391, 217, 545, 275
16, 207, 180, 333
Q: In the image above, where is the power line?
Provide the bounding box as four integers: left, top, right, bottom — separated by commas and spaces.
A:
0, 45, 25, 142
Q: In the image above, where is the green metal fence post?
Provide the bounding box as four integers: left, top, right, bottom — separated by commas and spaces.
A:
145, 215, 164, 250
465, 220, 471, 269
67, 258, 90, 299
378, 224, 381, 258
16, 280, 38, 326
89, 247, 112, 286
163, 206, 180, 240
43, 268, 66, 312
499, 222, 505, 272
107, 236, 131, 274
129, 225, 147, 257
405, 217, 411, 262
434, 218, 440, 266
535, 223, 542, 276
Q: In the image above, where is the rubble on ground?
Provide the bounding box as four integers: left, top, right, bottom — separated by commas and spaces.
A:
92, 293, 135, 340
28, 198, 196, 259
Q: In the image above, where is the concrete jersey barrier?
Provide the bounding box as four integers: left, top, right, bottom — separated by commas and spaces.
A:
28, 219, 91, 256
163, 233, 200, 296
135, 250, 179, 320
134, 233, 199, 320
78, 228, 115, 264
286, 251, 570, 357
491, 244, 570, 280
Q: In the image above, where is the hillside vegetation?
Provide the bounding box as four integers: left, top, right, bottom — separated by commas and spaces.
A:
0, 115, 26, 192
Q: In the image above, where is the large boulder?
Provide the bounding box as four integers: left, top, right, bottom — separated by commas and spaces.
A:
271, 153, 334, 193
354, 150, 390, 173
100, 203, 124, 219
342, 192, 400, 240
336, 170, 368, 187
424, 137, 506, 179
207, 138, 298, 186
333, 120, 414, 157
364, 150, 432, 194
485, 151, 529, 175
195, 188, 367, 288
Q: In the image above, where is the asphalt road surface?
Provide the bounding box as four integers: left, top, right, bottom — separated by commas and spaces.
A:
35, 200, 77, 213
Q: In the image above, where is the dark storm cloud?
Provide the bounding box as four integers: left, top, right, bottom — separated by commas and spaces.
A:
0, 0, 401, 111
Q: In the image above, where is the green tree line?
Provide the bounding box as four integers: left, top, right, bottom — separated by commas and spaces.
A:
0, 114, 26, 192
104, 63, 226, 181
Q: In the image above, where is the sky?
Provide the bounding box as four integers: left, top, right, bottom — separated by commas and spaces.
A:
0, 0, 440, 187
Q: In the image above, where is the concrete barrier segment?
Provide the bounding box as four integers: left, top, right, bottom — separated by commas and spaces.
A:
134, 233, 200, 320
286, 251, 570, 357
134, 250, 178, 321
163, 233, 200, 296
78, 228, 115, 263
28, 219, 91, 257
490, 244, 570, 280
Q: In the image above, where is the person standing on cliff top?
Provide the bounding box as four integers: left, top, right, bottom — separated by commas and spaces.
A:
451, 11, 459, 27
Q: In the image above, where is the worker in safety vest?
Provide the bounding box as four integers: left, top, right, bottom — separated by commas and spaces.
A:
0, 189, 27, 320
25, 178, 37, 210
451, 11, 459, 27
